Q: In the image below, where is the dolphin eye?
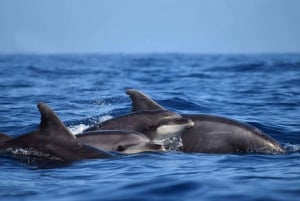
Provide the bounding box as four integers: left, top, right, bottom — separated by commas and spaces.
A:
116, 145, 125, 152
147, 125, 156, 130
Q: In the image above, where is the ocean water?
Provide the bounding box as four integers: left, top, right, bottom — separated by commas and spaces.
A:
0, 54, 299, 201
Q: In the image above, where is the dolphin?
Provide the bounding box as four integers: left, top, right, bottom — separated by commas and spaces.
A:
125, 89, 286, 154
84, 109, 194, 145
76, 130, 165, 154
0, 102, 114, 161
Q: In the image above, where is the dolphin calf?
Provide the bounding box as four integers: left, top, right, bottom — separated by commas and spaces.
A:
0, 102, 114, 161
84, 109, 194, 145
125, 89, 285, 154
76, 130, 164, 154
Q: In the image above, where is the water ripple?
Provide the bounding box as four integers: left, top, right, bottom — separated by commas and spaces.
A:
0, 54, 299, 201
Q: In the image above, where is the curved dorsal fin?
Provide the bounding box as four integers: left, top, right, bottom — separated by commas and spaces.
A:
126, 89, 165, 112
37, 102, 75, 140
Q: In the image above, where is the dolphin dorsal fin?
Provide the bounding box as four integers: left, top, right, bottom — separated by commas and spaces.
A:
37, 102, 76, 140
126, 89, 165, 112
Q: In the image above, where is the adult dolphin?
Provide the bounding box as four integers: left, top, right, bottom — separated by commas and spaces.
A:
0, 102, 114, 161
125, 89, 285, 154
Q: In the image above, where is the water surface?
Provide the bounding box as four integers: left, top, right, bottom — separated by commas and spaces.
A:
0, 54, 299, 201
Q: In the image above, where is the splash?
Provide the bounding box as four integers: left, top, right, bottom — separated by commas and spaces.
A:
68, 124, 90, 135
68, 115, 113, 135
153, 137, 183, 151
1, 148, 62, 161
283, 143, 300, 153
99, 115, 113, 122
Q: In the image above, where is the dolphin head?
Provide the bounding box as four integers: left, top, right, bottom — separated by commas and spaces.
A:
143, 117, 194, 143
107, 132, 166, 154
77, 130, 166, 154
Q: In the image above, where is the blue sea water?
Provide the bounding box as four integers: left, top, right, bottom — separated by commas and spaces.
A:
0, 54, 299, 201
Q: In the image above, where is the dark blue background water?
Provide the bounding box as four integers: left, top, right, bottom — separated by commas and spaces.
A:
0, 54, 299, 201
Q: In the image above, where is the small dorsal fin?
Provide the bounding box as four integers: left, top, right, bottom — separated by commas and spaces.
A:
37, 102, 76, 140
126, 89, 165, 112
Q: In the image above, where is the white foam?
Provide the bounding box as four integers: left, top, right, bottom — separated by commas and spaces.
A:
283, 143, 300, 153
68, 124, 90, 135
4, 148, 62, 160
153, 137, 183, 151
99, 115, 113, 122
68, 115, 113, 135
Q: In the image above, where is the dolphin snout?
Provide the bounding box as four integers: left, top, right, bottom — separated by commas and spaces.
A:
175, 118, 194, 129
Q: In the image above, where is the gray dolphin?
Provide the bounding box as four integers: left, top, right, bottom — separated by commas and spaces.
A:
84, 109, 194, 145
0, 102, 114, 161
125, 89, 285, 154
76, 130, 164, 154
